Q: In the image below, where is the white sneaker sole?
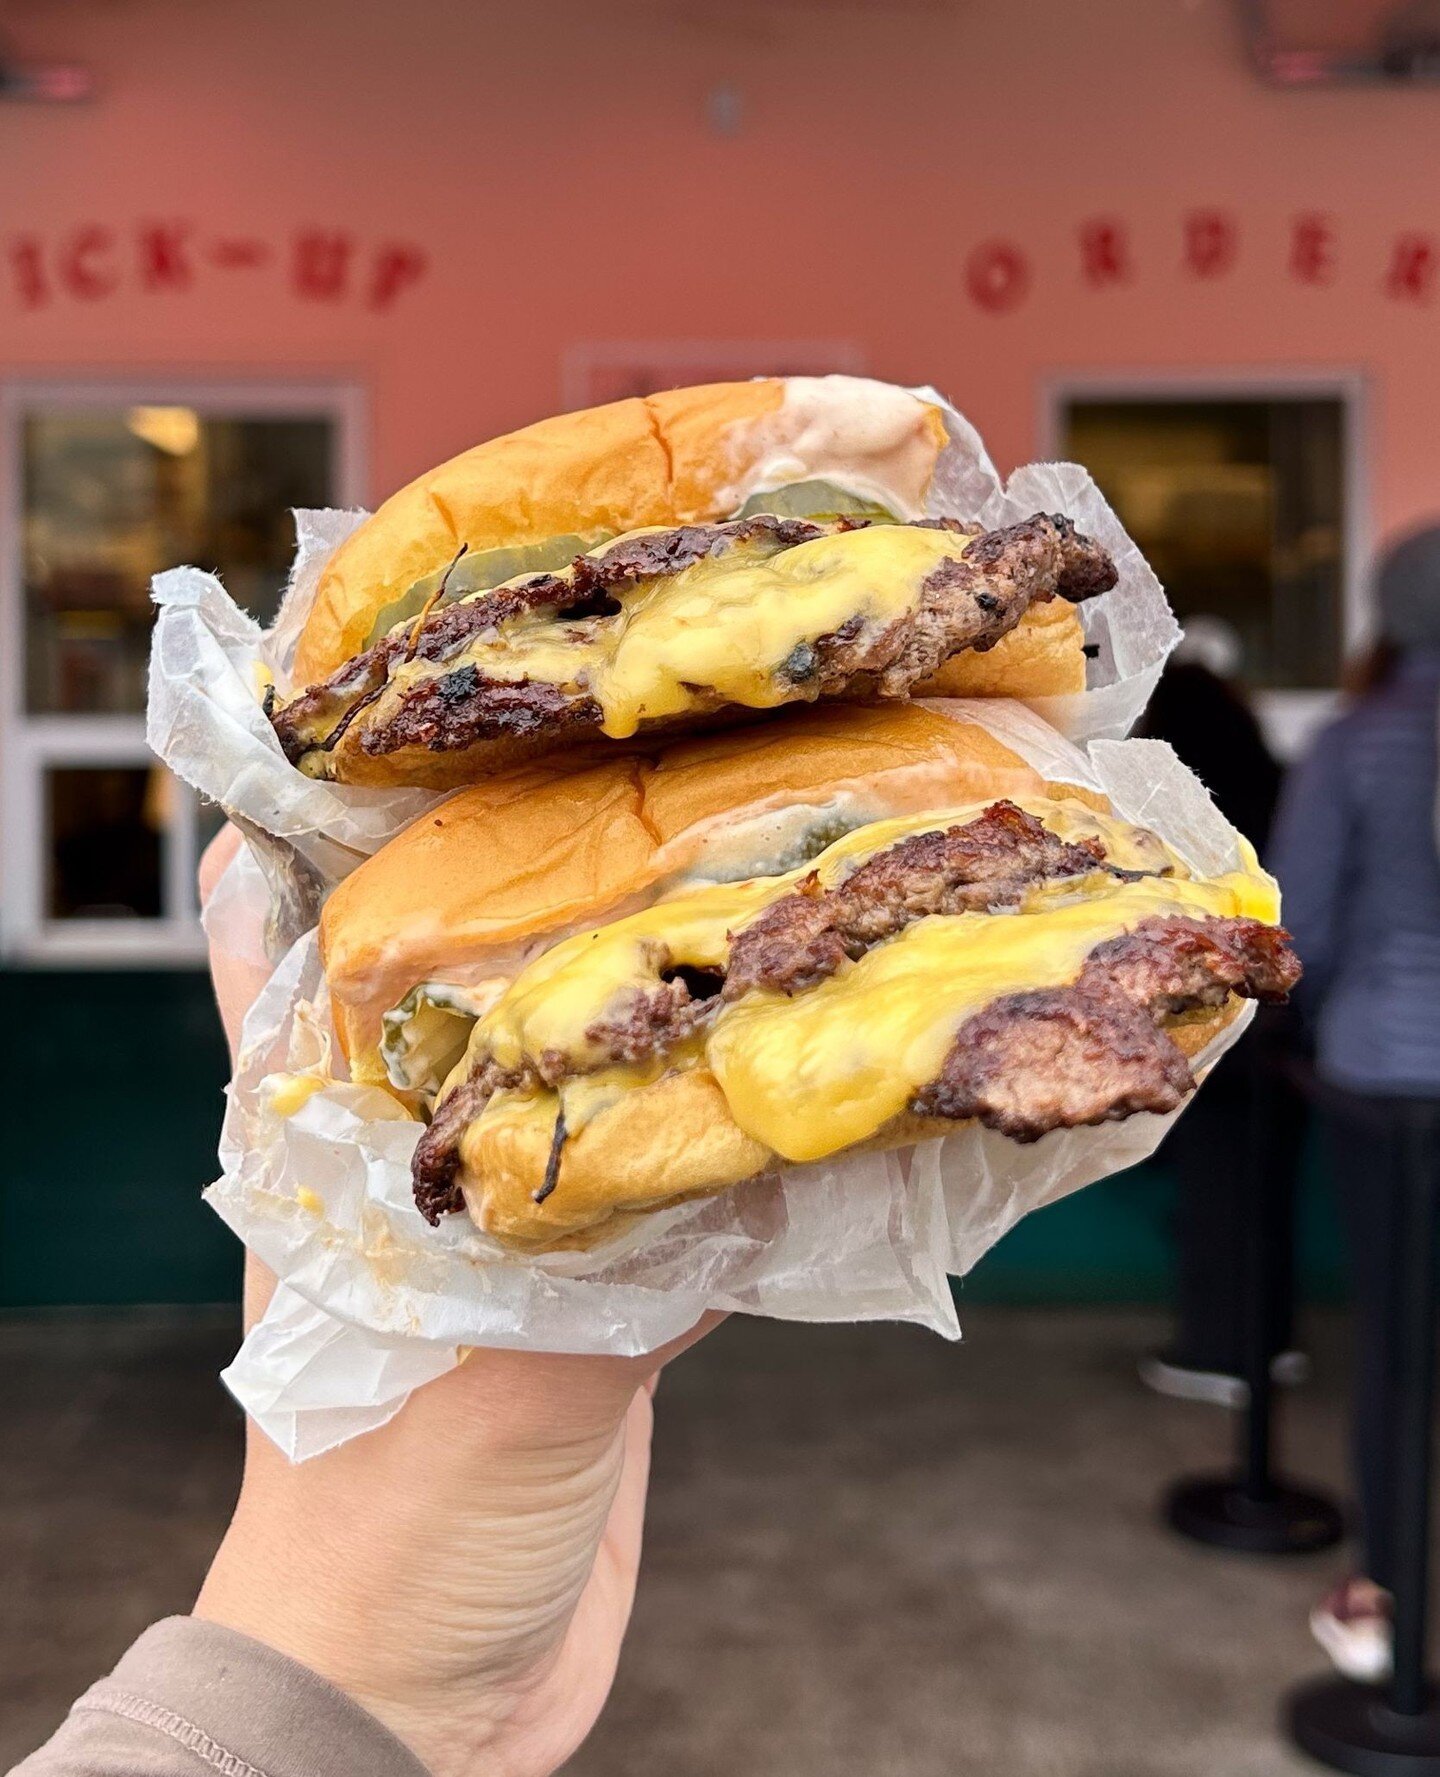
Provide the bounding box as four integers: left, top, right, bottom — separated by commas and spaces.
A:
1309, 1606, 1393, 1683
1137, 1350, 1311, 1408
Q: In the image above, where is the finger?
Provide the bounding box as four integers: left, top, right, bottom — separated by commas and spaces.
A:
199, 822, 244, 908
597, 1385, 656, 1580
198, 825, 273, 1058
642, 1308, 728, 1392
242, 1253, 280, 1336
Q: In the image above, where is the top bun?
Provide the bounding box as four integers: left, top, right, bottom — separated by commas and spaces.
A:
294, 377, 950, 685
320, 701, 1102, 1069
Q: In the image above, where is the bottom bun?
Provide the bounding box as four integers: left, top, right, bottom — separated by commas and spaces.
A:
459, 1069, 772, 1252
457, 998, 1241, 1252
916, 598, 1086, 700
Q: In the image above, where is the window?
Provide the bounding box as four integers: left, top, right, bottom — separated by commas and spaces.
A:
1052, 380, 1364, 755
1, 381, 364, 963
46, 766, 164, 919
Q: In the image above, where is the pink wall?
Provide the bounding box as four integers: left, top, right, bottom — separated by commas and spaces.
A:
4, 0, 1438, 542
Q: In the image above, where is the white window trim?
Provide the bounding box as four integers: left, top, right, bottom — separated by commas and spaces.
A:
1039, 368, 1371, 761
1, 376, 367, 967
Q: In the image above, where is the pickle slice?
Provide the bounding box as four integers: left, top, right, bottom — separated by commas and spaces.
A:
732, 479, 900, 525
365, 534, 608, 647
381, 981, 495, 1095
362, 484, 896, 650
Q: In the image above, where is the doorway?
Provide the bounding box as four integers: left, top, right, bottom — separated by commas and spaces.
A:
0, 377, 363, 1305
1050, 379, 1364, 756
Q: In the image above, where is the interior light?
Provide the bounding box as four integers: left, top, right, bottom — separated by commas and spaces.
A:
127, 406, 201, 456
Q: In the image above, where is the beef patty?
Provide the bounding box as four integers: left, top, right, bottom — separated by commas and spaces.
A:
407, 802, 1297, 1222
722, 800, 1141, 1001
272, 511, 1116, 773
909, 916, 1299, 1140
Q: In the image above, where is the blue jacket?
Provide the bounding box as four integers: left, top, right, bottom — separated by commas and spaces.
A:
1270, 650, 1440, 1097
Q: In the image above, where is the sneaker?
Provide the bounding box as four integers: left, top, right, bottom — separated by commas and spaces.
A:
1137, 1348, 1311, 1407
1310, 1577, 1393, 1681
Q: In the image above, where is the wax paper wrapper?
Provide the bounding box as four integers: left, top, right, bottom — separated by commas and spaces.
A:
147, 386, 1179, 950
208, 703, 1254, 1460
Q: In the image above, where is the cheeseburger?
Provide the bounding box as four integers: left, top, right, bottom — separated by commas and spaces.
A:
316, 705, 1299, 1252
270, 378, 1118, 789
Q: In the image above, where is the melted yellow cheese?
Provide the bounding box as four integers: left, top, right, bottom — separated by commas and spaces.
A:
707, 871, 1270, 1163
398, 524, 976, 742
598, 526, 966, 736
462, 859, 1270, 1170
476, 877, 777, 1074
466, 798, 1176, 1075
262, 1071, 327, 1118
431, 796, 1280, 1169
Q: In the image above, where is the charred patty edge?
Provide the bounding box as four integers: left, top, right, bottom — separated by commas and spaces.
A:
274, 511, 1116, 770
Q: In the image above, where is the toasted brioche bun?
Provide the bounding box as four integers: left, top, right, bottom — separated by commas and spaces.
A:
461, 1068, 774, 1251
916, 596, 1086, 700
460, 1005, 1242, 1252
295, 376, 951, 685
320, 702, 1104, 1069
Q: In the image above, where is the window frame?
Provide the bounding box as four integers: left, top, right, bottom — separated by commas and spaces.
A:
0, 376, 367, 966
1040, 369, 1370, 761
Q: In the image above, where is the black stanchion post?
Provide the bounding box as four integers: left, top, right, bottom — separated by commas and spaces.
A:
1390, 1106, 1437, 1719
1286, 1102, 1440, 1773
1164, 1032, 1343, 1554
1242, 1078, 1280, 1504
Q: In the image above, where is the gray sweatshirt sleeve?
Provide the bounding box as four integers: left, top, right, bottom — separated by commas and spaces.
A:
10, 1617, 431, 1777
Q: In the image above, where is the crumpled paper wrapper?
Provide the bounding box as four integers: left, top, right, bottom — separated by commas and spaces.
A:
146, 387, 1179, 948
207, 703, 1253, 1461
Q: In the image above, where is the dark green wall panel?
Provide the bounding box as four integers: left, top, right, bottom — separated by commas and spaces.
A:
962, 1139, 1346, 1305
3, 970, 240, 1306
1, 970, 1345, 1309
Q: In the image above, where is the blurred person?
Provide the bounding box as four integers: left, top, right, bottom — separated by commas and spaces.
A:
1135, 621, 1304, 1404
1269, 524, 1440, 1682
1144, 617, 1282, 849
14, 826, 718, 1777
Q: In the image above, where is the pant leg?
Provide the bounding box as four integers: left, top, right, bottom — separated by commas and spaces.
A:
1257, 1035, 1308, 1360
1168, 1080, 1250, 1373
1167, 1021, 1302, 1372
1322, 1092, 1408, 1591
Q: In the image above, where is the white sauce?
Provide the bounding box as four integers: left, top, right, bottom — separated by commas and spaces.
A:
718, 375, 941, 519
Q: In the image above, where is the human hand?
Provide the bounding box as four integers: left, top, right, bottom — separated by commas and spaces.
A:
194, 826, 713, 1777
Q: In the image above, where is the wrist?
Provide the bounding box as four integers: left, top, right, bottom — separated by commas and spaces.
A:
195, 1391, 636, 1777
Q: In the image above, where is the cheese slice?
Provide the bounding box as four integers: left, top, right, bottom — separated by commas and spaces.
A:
387, 523, 978, 741
422, 796, 1279, 1169
707, 871, 1270, 1163
465, 797, 1180, 1077
464, 861, 1271, 1173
